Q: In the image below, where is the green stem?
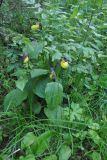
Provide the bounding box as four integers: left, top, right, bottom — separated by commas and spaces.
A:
28, 94, 33, 120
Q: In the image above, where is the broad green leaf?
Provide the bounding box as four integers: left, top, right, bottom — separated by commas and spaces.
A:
23, 41, 44, 59
64, 103, 83, 122
44, 106, 63, 122
16, 78, 28, 91
21, 132, 36, 149
91, 152, 101, 160
70, 103, 83, 121
4, 89, 27, 111
0, 155, 8, 160
19, 154, 35, 160
88, 123, 100, 130
45, 82, 63, 109
23, 43, 34, 57
32, 103, 42, 114
14, 69, 27, 78
31, 131, 53, 156
74, 131, 87, 140
31, 69, 49, 78
59, 145, 71, 160
88, 129, 101, 145
43, 155, 57, 160
24, 78, 37, 93
63, 133, 73, 145
97, 0, 103, 7
52, 51, 62, 61
33, 77, 48, 98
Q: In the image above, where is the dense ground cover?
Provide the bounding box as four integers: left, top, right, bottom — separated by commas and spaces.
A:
0, 0, 107, 159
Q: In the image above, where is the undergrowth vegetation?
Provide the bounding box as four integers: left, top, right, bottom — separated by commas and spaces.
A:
0, 0, 107, 159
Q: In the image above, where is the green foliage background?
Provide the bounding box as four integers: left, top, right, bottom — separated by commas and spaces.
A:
0, 0, 107, 159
